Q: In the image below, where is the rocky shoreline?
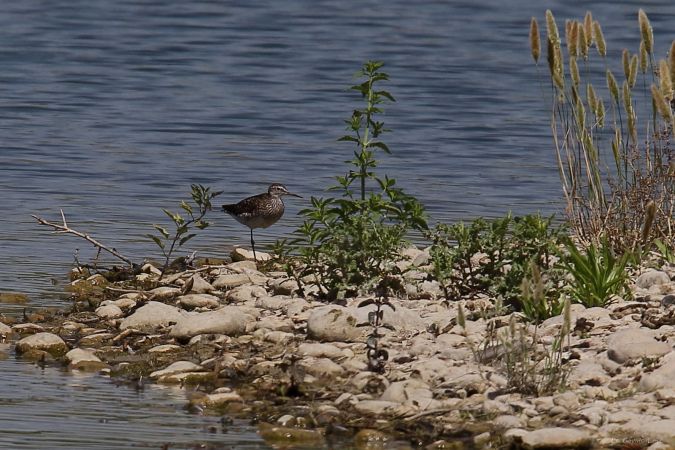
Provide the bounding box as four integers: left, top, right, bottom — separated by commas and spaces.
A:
2, 246, 675, 449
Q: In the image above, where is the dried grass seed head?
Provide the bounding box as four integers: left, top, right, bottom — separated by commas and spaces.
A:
530, 17, 541, 63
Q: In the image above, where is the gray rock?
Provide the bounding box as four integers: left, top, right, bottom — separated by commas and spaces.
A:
212, 273, 251, 289
231, 247, 270, 262
255, 295, 293, 311
269, 278, 299, 296
306, 306, 367, 343
65, 348, 106, 370
255, 316, 293, 332
263, 330, 294, 345
148, 286, 182, 300
380, 379, 433, 406
520, 427, 592, 449
150, 361, 204, 379
637, 271, 671, 289
297, 357, 345, 379
226, 260, 257, 272
148, 344, 182, 353
0, 322, 13, 337
622, 419, 675, 445
185, 274, 214, 293
16, 332, 68, 357
226, 284, 267, 303
661, 295, 675, 308
170, 306, 252, 339
119, 301, 187, 331
297, 343, 346, 360
95, 304, 124, 319
353, 400, 402, 416
177, 293, 221, 310
639, 354, 675, 391
607, 328, 671, 364
102, 297, 137, 310
493, 415, 525, 429
351, 301, 426, 332
569, 361, 610, 387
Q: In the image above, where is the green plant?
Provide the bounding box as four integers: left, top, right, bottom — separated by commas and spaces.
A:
146, 184, 222, 276
531, 10, 674, 252
428, 213, 566, 311
654, 238, 675, 264
560, 238, 631, 307
520, 261, 566, 323
285, 61, 427, 299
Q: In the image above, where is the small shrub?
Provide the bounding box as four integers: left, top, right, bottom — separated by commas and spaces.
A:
146, 184, 222, 276
428, 213, 566, 312
560, 238, 631, 307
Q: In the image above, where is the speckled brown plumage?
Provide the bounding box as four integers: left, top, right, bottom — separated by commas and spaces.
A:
222, 183, 301, 261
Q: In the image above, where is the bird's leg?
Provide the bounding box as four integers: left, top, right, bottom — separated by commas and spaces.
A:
250, 228, 257, 262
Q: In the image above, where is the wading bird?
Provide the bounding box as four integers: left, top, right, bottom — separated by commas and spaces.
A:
222, 183, 301, 261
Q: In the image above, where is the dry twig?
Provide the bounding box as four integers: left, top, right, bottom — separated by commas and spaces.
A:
32, 210, 135, 267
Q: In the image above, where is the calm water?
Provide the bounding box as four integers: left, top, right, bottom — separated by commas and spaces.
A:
0, 0, 673, 447
0, 345, 268, 449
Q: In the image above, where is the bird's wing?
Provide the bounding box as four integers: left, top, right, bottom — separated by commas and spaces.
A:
222, 193, 267, 216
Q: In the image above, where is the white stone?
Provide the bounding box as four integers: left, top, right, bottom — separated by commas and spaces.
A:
380, 379, 433, 407
637, 270, 671, 289
212, 273, 251, 289
150, 361, 204, 379
0, 322, 12, 337
148, 344, 182, 353
297, 357, 345, 379
148, 286, 182, 300
607, 328, 671, 364
65, 348, 105, 370
119, 301, 187, 331
95, 304, 124, 319
177, 293, 221, 310
353, 400, 402, 416
255, 316, 293, 332
306, 306, 367, 343
170, 306, 252, 339
297, 343, 345, 360
226, 284, 267, 303
16, 332, 68, 356
622, 419, 675, 445
231, 247, 270, 262
520, 427, 592, 449
185, 274, 214, 293
639, 353, 675, 391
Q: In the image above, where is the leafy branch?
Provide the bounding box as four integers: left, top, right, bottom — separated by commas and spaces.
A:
147, 184, 222, 277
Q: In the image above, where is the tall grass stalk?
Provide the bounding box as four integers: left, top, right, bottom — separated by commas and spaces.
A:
532, 10, 674, 253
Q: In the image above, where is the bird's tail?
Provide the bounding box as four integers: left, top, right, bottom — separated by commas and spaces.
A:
221, 204, 235, 213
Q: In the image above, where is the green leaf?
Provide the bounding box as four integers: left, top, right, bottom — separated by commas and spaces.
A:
338, 135, 359, 143
368, 141, 391, 153
145, 233, 165, 249
179, 234, 197, 246
152, 224, 170, 239
180, 200, 193, 215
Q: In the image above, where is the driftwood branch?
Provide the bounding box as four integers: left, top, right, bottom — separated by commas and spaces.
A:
32, 210, 135, 268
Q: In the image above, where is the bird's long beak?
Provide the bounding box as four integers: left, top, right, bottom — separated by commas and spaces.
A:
287, 192, 303, 198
